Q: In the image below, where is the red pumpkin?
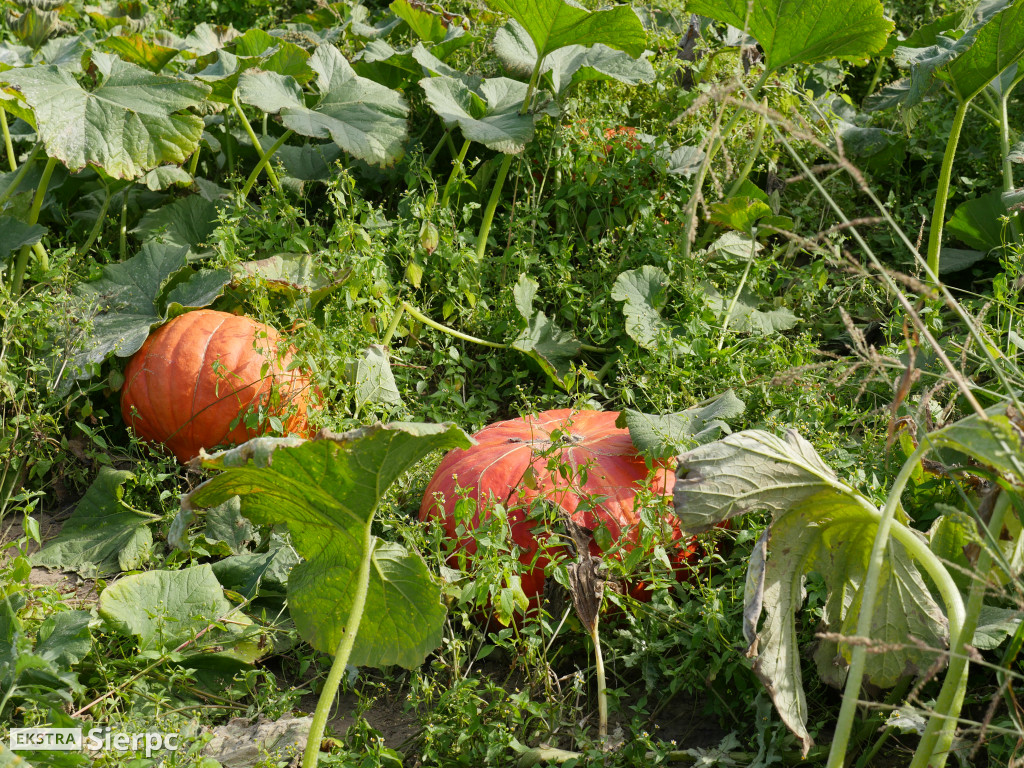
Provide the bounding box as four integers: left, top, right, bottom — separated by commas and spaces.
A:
419, 409, 699, 610
121, 309, 313, 463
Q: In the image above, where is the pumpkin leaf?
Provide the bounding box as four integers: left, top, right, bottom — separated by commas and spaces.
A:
99, 33, 180, 72
99, 564, 246, 652
611, 265, 676, 351
231, 252, 348, 309
164, 268, 231, 316
973, 605, 1024, 650
615, 390, 746, 459
946, 190, 1007, 251
511, 311, 582, 390
685, 0, 893, 73
390, 0, 450, 44
484, 0, 647, 59
674, 429, 948, 754
2, 58, 211, 179
926, 399, 1024, 485
0, 217, 46, 265
420, 75, 536, 154
31, 467, 153, 578
132, 194, 222, 250
703, 283, 799, 335
346, 344, 403, 412
183, 422, 473, 668
938, 247, 988, 274
493, 20, 654, 95
941, 0, 1024, 101
238, 44, 409, 167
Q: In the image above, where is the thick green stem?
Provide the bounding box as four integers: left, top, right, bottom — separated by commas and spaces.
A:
474, 153, 514, 261
682, 69, 772, 261
441, 138, 471, 208
1, 109, 15, 172
80, 187, 112, 255
224, 108, 235, 176
232, 90, 281, 193
188, 146, 201, 177
827, 442, 965, 768
909, 491, 1011, 768
0, 143, 41, 209
11, 156, 57, 293
926, 98, 970, 279
382, 302, 406, 347
241, 130, 293, 197
403, 302, 507, 349
999, 92, 1020, 242
301, 522, 374, 768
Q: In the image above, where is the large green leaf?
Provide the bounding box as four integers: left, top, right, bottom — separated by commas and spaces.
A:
31, 467, 153, 578
183, 423, 473, 668
685, 0, 893, 72
420, 75, 535, 154
0, 217, 46, 266
238, 44, 408, 167
611, 265, 678, 351
99, 565, 244, 651
941, 0, 1024, 100
703, 283, 799, 335
615, 390, 746, 459
493, 21, 654, 95
346, 345, 403, 412
674, 429, 948, 753
484, 0, 646, 59
927, 400, 1024, 485
67, 241, 229, 379
509, 274, 582, 389
3, 59, 211, 179
946, 190, 1007, 251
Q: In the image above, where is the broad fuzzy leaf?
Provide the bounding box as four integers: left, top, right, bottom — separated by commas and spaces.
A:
946, 189, 1008, 251
616, 390, 746, 459
493, 21, 654, 95
674, 430, 948, 752
485, 0, 646, 59
347, 345, 403, 411
611, 265, 677, 351
703, 283, 799, 335
184, 423, 473, 668
99, 565, 242, 651
0, 217, 46, 265
927, 399, 1024, 485
31, 467, 153, 578
3, 59, 210, 179
239, 44, 408, 166
942, 0, 1024, 100
511, 311, 582, 389
686, 0, 893, 72
420, 75, 535, 153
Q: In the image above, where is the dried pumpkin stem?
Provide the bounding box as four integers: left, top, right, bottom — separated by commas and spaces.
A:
592, 616, 607, 740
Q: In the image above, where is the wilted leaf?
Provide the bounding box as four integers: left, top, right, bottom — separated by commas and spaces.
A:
674, 430, 949, 753
31, 467, 153, 578
184, 423, 473, 668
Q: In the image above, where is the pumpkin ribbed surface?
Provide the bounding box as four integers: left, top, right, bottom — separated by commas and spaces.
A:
419, 409, 690, 603
120, 309, 312, 463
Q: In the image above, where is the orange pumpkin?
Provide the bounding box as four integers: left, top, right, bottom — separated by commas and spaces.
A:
121, 309, 312, 462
